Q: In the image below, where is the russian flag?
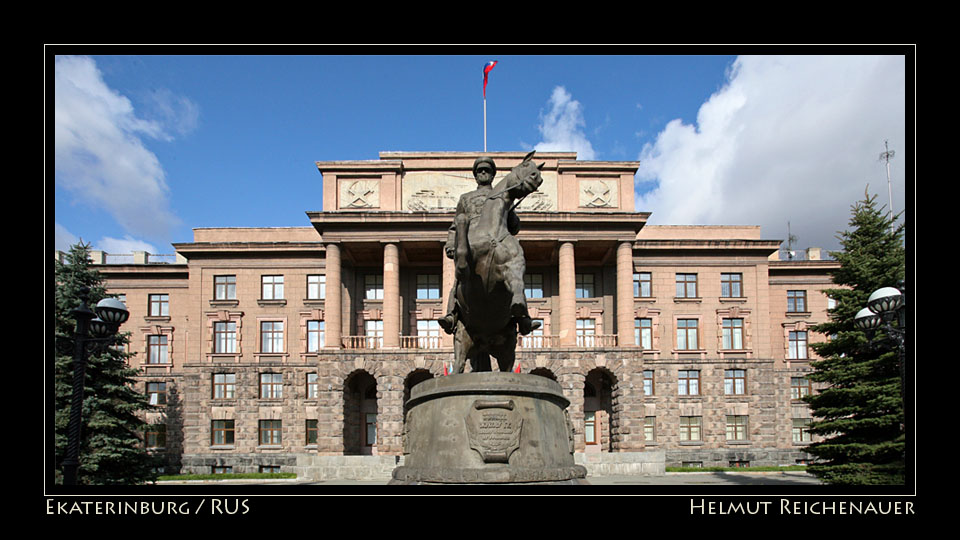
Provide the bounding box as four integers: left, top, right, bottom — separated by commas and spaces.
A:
483, 61, 497, 98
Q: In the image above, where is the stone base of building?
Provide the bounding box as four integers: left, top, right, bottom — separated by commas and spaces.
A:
575, 450, 666, 476
666, 447, 816, 468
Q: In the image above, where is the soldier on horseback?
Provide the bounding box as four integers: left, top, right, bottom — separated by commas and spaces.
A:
437, 154, 542, 342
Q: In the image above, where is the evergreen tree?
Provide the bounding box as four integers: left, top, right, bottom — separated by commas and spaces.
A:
54, 242, 159, 485
805, 192, 906, 485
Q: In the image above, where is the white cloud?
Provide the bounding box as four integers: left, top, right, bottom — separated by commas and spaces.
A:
96, 235, 159, 254
54, 55, 184, 242
534, 86, 597, 160
636, 55, 907, 252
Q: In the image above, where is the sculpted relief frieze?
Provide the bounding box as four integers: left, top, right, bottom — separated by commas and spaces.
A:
578, 178, 618, 208
340, 178, 381, 209
402, 171, 557, 211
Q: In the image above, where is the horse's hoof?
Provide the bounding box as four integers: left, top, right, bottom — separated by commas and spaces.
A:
518, 317, 541, 336
438, 315, 456, 334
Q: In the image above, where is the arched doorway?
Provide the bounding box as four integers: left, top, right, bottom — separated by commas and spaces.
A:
403, 369, 434, 418
344, 371, 378, 455
530, 367, 557, 381
583, 369, 616, 453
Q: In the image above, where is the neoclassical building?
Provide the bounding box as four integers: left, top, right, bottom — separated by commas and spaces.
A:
72, 151, 838, 478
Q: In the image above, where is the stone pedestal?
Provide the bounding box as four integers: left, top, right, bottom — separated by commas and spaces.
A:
390, 372, 588, 484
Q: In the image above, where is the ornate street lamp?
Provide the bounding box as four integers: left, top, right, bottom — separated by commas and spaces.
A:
853, 285, 906, 411
62, 288, 129, 486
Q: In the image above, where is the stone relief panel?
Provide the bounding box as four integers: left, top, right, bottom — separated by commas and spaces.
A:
402, 171, 557, 211
340, 178, 381, 209
578, 178, 618, 209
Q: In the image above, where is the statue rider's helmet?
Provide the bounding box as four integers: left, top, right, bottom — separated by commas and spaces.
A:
472, 156, 496, 178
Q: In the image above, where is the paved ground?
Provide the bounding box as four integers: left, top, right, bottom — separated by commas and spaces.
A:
160, 471, 822, 487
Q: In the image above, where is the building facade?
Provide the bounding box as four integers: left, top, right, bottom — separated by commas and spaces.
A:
70, 151, 838, 477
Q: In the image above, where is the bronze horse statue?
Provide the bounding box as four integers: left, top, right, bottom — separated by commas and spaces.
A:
449, 151, 544, 373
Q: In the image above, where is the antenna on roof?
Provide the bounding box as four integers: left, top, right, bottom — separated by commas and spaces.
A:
879, 140, 896, 232
785, 221, 798, 260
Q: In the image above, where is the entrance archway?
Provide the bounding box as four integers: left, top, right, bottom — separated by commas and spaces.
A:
344, 371, 378, 455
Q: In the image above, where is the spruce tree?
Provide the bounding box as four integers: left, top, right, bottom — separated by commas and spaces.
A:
805, 192, 906, 485
54, 242, 160, 485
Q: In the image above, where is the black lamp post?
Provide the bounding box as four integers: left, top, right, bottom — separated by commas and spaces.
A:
62, 288, 129, 486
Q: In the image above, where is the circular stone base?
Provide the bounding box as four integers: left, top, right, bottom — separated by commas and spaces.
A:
393, 372, 587, 484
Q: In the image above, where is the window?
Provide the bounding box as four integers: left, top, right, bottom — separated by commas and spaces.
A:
148, 335, 169, 364
644, 416, 656, 442
306, 373, 319, 399
417, 320, 441, 348
676, 319, 699, 350
260, 465, 281, 474
678, 370, 700, 396
212, 465, 233, 474
260, 373, 283, 399
214, 321, 237, 354
259, 420, 282, 445
365, 319, 383, 348
306, 419, 318, 445
260, 321, 284, 353
261, 275, 284, 300
211, 420, 235, 446
791, 377, 812, 400
634, 272, 652, 298
214, 275, 236, 300
213, 373, 236, 399
145, 424, 166, 449
787, 290, 807, 312
146, 381, 167, 405
679, 416, 702, 441
364, 413, 377, 447
416, 274, 441, 300
788, 331, 808, 359
642, 370, 655, 396
576, 318, 596, 346
722, 318, 744, 350
676, 273, 697, 298
364, 274, 383, 300
575, 273, 594, 298
724, 369, 746, 395
792, 418, 812, 443
726, 415, 748, 441
584, 411, 597, 445
721, 273, 742, 298
307, 275, 325, 300
729, 460, 750, 468
307, 321, 324, 352
148, 294, 169, 317
635, 318, 652, 349
524, 273, 544, 299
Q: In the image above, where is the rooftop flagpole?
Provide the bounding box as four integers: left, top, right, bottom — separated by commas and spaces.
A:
483, 61, 497, 152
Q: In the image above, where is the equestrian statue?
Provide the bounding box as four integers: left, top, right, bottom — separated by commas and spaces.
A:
437, 151, 544, 373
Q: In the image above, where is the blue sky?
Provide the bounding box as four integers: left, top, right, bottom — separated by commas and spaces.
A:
51, 52, 909, 256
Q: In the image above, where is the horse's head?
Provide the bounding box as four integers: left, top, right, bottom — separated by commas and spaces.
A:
508, 150, 545, 192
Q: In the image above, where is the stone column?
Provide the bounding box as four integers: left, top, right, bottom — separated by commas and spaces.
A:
617, 241, 635, 347
441, 250, 455, 348
324, 243, 342, 348
558, 241, 576, 346
383, 242, 401, 348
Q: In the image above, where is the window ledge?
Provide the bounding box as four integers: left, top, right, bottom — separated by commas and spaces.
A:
210, 445, 235, 450
785, 311, 812, 318
258, 299, 287, 307
679, 441, 703, 446
209, 299, 239, 308
674, 297, 702, 303
726, 440, 752, 445
719, 297, 748, 303
144, 316, 171, 323
303, 299, 325, 307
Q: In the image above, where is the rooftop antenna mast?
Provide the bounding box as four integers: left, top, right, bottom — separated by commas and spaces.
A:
786, 221, 798, 260
879, 140, 896, 231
